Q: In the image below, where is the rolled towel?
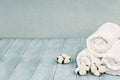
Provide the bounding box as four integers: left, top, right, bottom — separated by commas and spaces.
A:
76, 49, 91, 69
87, 22, 120, 57
102, 40, 120, 75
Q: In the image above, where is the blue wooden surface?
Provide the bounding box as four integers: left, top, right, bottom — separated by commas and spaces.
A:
0, 38, 119, 80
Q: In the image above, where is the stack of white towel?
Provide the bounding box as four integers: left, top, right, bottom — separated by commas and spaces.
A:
76, 22, 120, 76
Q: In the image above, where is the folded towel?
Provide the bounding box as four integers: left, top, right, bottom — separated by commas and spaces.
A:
105, 69, 120, 76
87, 22, 120, 57
102, 40, 120, 75
76, 49, 91, 67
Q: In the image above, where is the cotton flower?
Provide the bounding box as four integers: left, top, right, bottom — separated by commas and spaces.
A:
57, 54, 71, 64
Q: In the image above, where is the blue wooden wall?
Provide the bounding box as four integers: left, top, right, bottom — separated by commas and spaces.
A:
0, 0, 120, 38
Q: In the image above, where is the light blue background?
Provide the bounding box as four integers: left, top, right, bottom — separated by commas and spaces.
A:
0, 0, 120, 38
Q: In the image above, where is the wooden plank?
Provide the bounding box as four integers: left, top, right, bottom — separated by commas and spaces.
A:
9, 39, 49, 80
0, 39, 14, 58
53, 38, 81, 80
31, 39, 64, 80
100, 74, 120, 80
0, 39, 31, 80
75, 38, 99, 80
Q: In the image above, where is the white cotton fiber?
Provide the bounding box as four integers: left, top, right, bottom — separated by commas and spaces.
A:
57, 53, 71, 64
98, 65, 106, 73
93, 70, 101, 76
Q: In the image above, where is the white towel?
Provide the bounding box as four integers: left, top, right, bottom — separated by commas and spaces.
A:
76, 48, 106, 76
76, 49, 91, 67
87, 22, 120, 57
102, 40, 120, 75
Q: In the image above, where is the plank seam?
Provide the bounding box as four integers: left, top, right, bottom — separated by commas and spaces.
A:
8, 39, 33, 80
0, 39, 15, 60
29, 39, 50, 80
73, 38, 82, 80
52, 39, 65, 80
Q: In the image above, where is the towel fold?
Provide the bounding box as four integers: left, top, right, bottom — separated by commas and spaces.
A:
76, 22, 120, 76
87, 22, 120, 57
76, 48, 106, 76
76, 49, 91, 67
102, 40, 120, 75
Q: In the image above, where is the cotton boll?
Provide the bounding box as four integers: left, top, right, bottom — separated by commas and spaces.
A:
57, 57, 64, 64
81, 64, 90, 71
75, 66, 88, 76
57, 56, 64, 64
85, 66, 90, 71
75, 67, 87, 75
64, 58, 71, 63
95, 61, 104, 67
57, 54, 71, 64
91, 63, 97, 73
62, 54, 71, 64
98, 65, 106, 73
79, 69, 87, 75
75, 67, 81, 74
93, 70, 101, 76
